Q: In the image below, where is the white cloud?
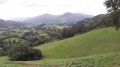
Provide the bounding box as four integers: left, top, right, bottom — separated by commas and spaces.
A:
0, 0, 106, 20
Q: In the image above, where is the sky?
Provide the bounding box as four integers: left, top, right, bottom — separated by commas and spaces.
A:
0, 0, 107, 20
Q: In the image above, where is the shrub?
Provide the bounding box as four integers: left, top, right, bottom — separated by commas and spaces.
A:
0, 49, 7, 56
8, 44, 42, 61
0, 44, 9, 56
13, 40, 16, 43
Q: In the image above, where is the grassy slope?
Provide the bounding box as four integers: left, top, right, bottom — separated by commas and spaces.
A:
18, 53, 120, 66
36, 27, 120, 59
0, 27, 120, 66
1, 53, 120, 67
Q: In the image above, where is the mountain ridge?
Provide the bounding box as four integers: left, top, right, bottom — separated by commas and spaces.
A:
12, 12, 94, 25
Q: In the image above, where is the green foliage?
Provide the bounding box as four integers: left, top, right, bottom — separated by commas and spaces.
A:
23, 31, 36, 37
0, 49, 7, 56
0, 41, 9, 56
0, 46, 8, 56
12, 40, 16, 43
25, 35, 52, 46
104, 0, 120, 30
104, 0, 120, 12
8, 44, 42, 61
61, 27, 75, 38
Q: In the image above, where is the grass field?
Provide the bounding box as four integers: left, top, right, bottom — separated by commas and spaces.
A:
11, 32, 23, 37
0, 53, 120, 67
36, 27, 120, 59
39, 33, 48, 37
5, 38, 24, 43
0, 27, 120, 67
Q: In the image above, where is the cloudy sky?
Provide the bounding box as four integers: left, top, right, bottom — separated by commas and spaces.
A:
0, 0, 106, 20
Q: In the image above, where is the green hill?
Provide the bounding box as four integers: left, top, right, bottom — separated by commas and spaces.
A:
36, 27, 120, 59
0, 27, 120, 67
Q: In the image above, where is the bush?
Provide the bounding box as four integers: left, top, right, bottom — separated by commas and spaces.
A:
0, 44, 9, 56
8, 44, 42, 61
0, 50, 7, 56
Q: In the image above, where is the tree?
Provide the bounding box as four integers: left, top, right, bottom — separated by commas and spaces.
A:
61, 28, 75, 38
104, 0, 120, 31
13, 40, 16, 43
9, 38, 11, 44
19, 38, 21, 43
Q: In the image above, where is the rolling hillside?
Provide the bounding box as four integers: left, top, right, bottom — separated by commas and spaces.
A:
0, 27, 120, 67
36, 27, 120, 59
1, 52, 120, 67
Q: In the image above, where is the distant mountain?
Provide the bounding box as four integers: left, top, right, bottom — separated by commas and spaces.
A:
0, 19, 25, 29
13, 12, 93, 25
12, 17, 30, 22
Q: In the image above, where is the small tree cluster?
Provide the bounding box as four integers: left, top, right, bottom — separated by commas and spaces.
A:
8, 44, 42, 61
0, 39, 8, 56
